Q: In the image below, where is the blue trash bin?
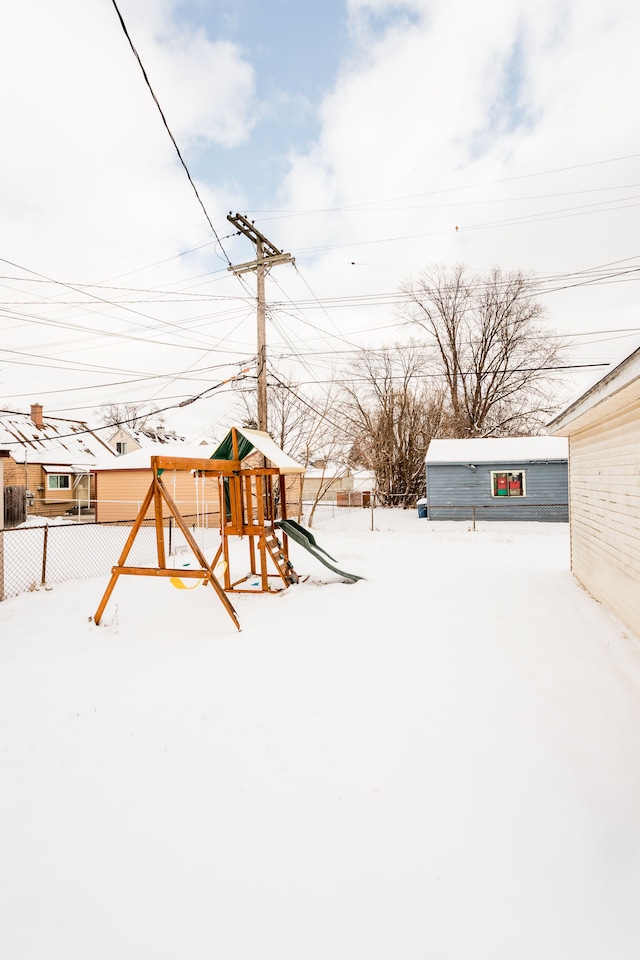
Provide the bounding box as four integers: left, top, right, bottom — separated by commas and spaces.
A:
417, 498, 427, 518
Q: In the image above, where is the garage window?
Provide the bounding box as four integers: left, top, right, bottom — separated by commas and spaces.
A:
491, 470, 525, 498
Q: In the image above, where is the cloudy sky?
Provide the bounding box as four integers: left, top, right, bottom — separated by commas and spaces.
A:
1, 0, 639, 437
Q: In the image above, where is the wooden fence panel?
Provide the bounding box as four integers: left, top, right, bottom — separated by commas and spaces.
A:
4, 486, 26, 528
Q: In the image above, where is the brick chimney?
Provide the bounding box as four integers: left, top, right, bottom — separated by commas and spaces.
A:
31, 403, 44, 429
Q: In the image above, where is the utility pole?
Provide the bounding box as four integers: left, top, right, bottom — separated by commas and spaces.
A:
227, 213, 294, 432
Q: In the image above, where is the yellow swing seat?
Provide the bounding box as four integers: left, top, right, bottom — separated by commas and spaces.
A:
170, 559, 227, 590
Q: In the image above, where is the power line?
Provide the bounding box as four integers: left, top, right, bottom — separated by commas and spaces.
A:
109, 0, 231, 266
252, 152, 640, 219
269, 361, 609, 388
0, 367, 252, 443
0, 256, 225, 348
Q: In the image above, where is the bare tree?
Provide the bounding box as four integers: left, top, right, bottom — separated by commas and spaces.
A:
232, 377, 324, 463
341, 343, 445, 504
232, 375, 350, 525
402, 264, 566, 437
98, 402, 165, 431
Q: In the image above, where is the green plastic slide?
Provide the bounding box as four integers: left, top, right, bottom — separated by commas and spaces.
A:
275, 519, 363, 582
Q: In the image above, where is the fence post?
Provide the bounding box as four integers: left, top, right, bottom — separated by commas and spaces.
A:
0, 529, 4, 602
0, 455, 4, 601
41, 524, 49, 585
472, 506, 476, 532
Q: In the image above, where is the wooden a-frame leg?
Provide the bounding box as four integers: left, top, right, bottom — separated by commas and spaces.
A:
158, 477, 240, 630
94, 478, 156, 624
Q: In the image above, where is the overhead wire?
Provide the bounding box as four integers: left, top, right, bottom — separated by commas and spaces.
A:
269, 361, 609, 389
3, 87, 638, 414
109, 0, 231, 267
3, 249, 638, 383
0, 366, 252, 441
0, 256, 229, 349
252, 151, 640, 219
108, 0, 262, 329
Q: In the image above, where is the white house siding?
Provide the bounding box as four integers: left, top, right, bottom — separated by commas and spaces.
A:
107, 427, 142, 456
302, 473, 352, 503
565, 397, 640, 638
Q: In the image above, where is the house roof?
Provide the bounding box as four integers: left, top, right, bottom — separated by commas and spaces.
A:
93, 442, 217, 471
106, 424, 188, 448
41, 463, 90, 474
95, 427, 306, 474
425, 436, 568, 464
549, 338, 640, 435
352, 470, 375, 490
0, 409, 117, 468
304, 461, 348, 480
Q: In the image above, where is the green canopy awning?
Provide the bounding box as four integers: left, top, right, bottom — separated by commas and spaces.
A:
211, 428, 255, 463
211, 427, 305, 473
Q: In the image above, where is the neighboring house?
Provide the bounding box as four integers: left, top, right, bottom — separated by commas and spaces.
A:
549, 341, 640, 639
338, 469, 376, 507
302, 463, 374, 505
352, 470, 376, 492
93, 443, 218, 523
0, 404, 117, 525
93, 427, 304, 524
106, 424, 188, 457
302, 461, 351, 503
424, 437, 569, 520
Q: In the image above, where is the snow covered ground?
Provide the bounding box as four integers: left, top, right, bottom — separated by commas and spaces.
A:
2, 513, 640, 959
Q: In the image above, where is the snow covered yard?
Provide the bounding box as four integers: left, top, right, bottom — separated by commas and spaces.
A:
2, 516, 640, 959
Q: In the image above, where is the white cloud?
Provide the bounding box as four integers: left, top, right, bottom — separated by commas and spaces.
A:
0, 0, 260, 434
1, 0, 639, 434
279, 1, 640, 325
0, 0, 255, 275
129, 21, 256, 149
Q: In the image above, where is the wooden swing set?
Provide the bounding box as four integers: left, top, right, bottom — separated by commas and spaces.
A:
93, 428, 302, 632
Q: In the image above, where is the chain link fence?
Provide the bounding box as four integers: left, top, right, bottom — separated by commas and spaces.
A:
0, 513, 222, 602
304, 495, 568, 533
1, 498, 568, 602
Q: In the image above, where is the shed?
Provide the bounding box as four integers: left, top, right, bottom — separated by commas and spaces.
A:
548, 341, 640, 639
425, 437, 569, 521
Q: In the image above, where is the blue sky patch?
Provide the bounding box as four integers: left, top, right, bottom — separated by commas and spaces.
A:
174, 0, 350, 206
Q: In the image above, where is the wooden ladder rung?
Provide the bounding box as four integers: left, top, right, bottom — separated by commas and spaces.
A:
263, 537, 298, 585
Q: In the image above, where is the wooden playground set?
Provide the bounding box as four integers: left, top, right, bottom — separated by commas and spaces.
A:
92, 427, 361, 632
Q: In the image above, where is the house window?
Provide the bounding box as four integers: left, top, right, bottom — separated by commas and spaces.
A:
47, 474, 71, 490
116, 441, 128, 455
491, 470, 525, 498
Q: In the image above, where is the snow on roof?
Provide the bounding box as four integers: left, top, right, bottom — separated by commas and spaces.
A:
41, 463, 90, 474
559, 335, 640, 409
549, 336, 640, 433
303, 461, 348, 480
93, 442, 217, 470
0, 410, 117, 466
352, 470, 375, 490
95, 428, 306, 474
426, 436, 568, 464
107, 424, 188, 448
